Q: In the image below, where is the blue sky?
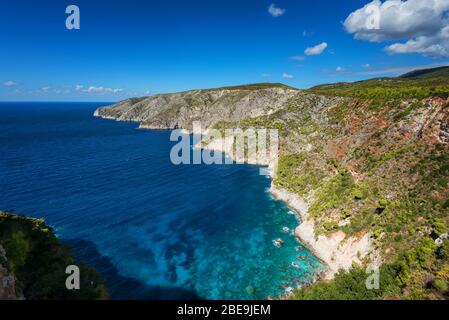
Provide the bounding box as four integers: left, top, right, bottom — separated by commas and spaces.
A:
1, 0, 449, 101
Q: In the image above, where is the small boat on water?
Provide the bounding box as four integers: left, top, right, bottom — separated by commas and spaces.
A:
282, 227, 290, 233
291, 262, 301, 269
273, 238, 284, 248
287, 210, 295, 215
295, 246, 304, 252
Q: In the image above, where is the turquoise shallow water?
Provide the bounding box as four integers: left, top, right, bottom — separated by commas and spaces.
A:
0, 102, 323, 299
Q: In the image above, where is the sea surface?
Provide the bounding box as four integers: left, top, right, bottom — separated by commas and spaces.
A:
0, 102, 322, 300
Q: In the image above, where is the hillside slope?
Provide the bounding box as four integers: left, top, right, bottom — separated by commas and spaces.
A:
96, 71, 449, 299
0, 212, 109, 300
94, 85, 298, 131
310, 66, 449, 100
400, 66, 449, 80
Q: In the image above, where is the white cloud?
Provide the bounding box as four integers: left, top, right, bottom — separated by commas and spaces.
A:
385, 26, 449, 56
41, 86, 50, 93
290, 55, 305, 61
362, 63, 371, 68
87, 86, 105, 93
336, 66, 344, 72
73, 85, 124, 94
304, 42, 328, 55
282, 73, 294, 79
268, 4, 285, 17
2, 81, 17, 87
344, 0, 449, 57
261, 73, 271, 77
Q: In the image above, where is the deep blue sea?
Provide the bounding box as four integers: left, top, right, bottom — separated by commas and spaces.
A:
0, 102, 322, 300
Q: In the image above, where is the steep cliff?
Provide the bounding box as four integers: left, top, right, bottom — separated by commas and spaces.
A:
95, 72, 449, 299
0, 212, 109, 300
0, 245, 21, 300
94, 84, 298, 131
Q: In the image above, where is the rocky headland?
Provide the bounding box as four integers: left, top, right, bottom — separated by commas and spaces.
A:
95, 68, 449, 299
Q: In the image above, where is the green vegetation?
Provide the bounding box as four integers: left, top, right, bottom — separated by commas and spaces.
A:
213, 112, 290, 138
309, 169, 356, 218
4, 231, 30, 272
268, 67, 449, 300
309, 67, 449, 100
292, 264, 401, 300
274, 154, 325, 197
100, 65, 449, 300
311, 85, 449, 100
400, 66, 449, 80
0, 212, 109, 300
292, 238, 449, 300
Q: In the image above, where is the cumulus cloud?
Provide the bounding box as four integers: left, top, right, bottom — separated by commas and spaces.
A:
304, 42, 328, 55
344, 0, 449, 57
385, 26, 449, 56
282, 73, 294, 79
268, 4, 285, 17
261, 73, 271, 78
2, 81, 17, 87
336, 66, 344, 72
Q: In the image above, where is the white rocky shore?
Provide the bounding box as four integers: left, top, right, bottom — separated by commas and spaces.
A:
269, 185, 374, 280
94, 100, 379, 285
198, 135, 377, 281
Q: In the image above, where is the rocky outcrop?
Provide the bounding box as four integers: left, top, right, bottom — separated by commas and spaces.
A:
0, 212, 109, 300
440, 115, 449, 144
95, 83, 449, 287
269, 186, 375, 279
0, 245, 21, 300
94, 87, 298, 131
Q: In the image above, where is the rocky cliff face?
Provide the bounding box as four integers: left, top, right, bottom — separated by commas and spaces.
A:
94, 87, 298, 131
96, 83, 449, 298
0, 245, 21, 300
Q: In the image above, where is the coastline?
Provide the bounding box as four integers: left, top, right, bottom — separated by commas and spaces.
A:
93, 110, 376, 291
268, 184, 374, 281
194, 132, 376, 282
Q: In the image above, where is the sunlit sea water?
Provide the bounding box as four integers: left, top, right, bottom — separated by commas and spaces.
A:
0, 102, 322, 299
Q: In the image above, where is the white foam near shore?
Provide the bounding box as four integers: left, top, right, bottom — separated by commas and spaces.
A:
94, 112, 380, 285
195, 134, 379, 281
200, 135, 377, 280
268, 184, 376, 280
